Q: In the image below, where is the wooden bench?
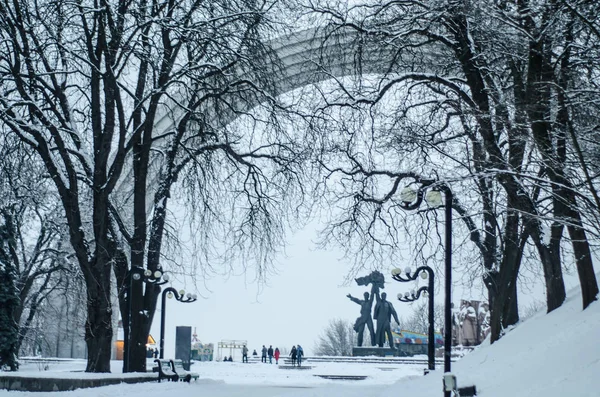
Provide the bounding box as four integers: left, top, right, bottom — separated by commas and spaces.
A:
170, 359, 199, 382
154, 359, 178, 382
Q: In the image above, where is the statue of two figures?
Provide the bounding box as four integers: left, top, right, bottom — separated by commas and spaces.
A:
347, 271, 400, 349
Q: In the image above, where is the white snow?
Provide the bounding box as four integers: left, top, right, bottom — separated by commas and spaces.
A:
2, 278, 599, 397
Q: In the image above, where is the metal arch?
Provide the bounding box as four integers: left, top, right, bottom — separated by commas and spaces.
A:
113, 26, 445, 203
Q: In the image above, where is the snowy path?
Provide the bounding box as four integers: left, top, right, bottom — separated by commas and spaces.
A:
1, 359, 423, 396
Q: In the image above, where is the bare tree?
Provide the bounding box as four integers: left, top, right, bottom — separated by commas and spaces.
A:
313, 318, 355, 356
0, 134, 73, 358
398, 302, 444, 336
0, 0, 308, 372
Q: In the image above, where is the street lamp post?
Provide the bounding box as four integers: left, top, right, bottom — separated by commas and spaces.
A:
160, 287, 197, 359
123, 267, 169, 373
391, 266, 435, 371
398, 179, 453, 397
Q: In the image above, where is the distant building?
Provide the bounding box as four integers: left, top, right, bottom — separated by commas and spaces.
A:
113, 320, 157, 360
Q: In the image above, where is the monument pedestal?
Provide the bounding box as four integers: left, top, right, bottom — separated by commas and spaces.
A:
352, 346, 397, 357
352, 345, 426, 357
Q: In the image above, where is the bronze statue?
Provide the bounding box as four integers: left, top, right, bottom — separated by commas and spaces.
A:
347, 270, 385, 347
373, 292, 400, 348
347, 290, 376, 346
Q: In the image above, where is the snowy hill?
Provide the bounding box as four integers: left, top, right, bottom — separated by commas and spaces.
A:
382, 280, 600, 397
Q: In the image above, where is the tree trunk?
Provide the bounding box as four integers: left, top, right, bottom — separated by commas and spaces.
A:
566, 215, 600, 309
502, 279, 519, 329
490, 201, 522, 342
83, 261, 113, 373
490, 253, 521, 342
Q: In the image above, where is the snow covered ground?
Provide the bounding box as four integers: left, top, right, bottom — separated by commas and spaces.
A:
2, 279, 599, 397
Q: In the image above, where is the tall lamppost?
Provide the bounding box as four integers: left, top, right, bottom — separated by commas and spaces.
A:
160, 287, 197, 359
391, 266, 435, 371
123, 267, 169, 373
399, 179, 453, 397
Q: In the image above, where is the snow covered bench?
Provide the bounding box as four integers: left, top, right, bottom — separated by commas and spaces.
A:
154, 359, 178, 382
170, 359, 199, 382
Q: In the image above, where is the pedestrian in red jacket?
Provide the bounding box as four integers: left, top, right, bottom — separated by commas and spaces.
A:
274, 347, 281, 364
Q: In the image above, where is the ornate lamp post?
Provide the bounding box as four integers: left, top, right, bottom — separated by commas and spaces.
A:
159, 287, 197, 359
124, 267, 169, 373
398, 179, 453, 397
391, 266, 435, 371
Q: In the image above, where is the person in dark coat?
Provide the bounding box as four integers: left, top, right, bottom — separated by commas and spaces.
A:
267, 345, 274, 364
242, 345, 249, 363
296, 345, 304, 367
252, 349, 258, 358
261, 345, 267, 363
290, 345, 297, 367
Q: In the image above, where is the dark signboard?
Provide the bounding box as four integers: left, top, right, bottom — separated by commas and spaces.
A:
175, 326, 192, 370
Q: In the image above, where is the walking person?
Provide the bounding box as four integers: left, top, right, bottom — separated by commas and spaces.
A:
242, 345, 249, 363
274, 347, 280, 365
261, 345, 267, 363
268, 345, 274, 364
296, 345, 304, 367
290, 345, 297, 367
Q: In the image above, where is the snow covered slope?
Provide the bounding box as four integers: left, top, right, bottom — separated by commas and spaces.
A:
384, 279, 600, 397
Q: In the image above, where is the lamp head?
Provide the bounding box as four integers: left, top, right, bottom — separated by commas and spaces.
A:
425, 189, 443, 207
400, 185, 418, 204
